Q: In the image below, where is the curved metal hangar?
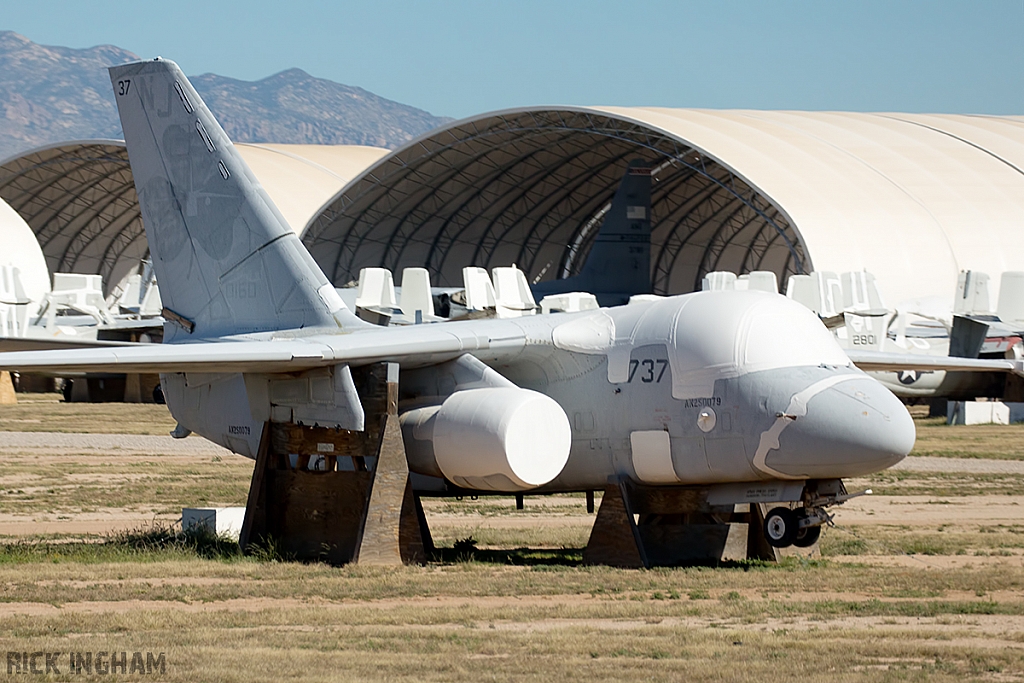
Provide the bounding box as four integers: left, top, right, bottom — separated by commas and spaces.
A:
3, 110, 1024, 306
304, 108, 1024, 305
0, 141, 388, 294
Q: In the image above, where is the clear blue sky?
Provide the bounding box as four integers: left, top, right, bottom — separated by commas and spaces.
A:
6, 0, 1023, 118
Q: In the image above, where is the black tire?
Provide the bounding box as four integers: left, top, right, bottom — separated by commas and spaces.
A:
763, 507, 797, 548
152, 383, 165, 404
793, 521, 822, 548
61, 379, 73, 403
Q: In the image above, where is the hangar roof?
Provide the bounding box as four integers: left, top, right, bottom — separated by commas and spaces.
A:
3, 110, 1023, 307
304, 108, 1024, 305
0, 141, 388, 294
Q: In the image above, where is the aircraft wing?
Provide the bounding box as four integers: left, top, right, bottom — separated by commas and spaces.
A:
0, 337, 141, 353
0, 340, 335, 374
0, 321, 523, 374
846, 349, 1024, 376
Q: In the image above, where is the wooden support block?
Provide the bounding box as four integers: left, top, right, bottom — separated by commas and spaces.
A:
123, 373, 142, 403
413, 493, 434, 556
243, 364, 431, 566
239, 423, 272, 553
70, 378, 90, 402
267, 469, 373, 563
585, 480, 771, 567
356, 410, 425, 565
0, 372, 16, 405
583, 479, 646, 568
721, 505, 750, 561
242, 421, 376, 564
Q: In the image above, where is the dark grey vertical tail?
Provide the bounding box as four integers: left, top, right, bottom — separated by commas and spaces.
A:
531, 160, 652, 307
109, 59, 357, 341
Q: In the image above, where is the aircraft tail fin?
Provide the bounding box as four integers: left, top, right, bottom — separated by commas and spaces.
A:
949, 314, 988, 359
577, 160, 652, 285
109, 59, 357, 341
532, 160, 652, 306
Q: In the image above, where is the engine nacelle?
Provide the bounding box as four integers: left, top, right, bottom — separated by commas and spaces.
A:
401, 387, 571, 492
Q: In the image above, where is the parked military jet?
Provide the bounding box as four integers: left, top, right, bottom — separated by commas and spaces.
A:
781, 269, 1024, 401
0, 59, 1016, 550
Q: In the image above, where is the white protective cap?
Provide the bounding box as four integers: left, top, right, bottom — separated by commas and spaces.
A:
432, 387, 571, 490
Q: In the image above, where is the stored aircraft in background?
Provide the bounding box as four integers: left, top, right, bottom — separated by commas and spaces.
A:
531, 160, 653, 307
782, 269, 1024, 401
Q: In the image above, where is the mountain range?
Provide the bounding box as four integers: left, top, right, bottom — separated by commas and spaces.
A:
0, 31, 451, 161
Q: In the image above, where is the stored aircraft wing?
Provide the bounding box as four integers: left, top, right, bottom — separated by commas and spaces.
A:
845, 349, 1024, 375
0, 337, 143, 353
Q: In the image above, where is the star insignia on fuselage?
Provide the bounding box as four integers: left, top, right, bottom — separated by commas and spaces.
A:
896, 369, 933, 385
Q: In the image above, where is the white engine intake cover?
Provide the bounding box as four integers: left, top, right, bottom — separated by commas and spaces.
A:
432, 387, 571, 491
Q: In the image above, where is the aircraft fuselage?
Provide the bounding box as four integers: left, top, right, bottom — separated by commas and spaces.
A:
161, 291, 915, 496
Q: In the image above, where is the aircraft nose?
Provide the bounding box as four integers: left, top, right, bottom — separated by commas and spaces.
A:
763, 374, 915, 479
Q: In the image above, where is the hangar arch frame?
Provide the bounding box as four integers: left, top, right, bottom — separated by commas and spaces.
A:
0, 141, 144, 291
0, 141, 390, 296
304, 108, 810, 294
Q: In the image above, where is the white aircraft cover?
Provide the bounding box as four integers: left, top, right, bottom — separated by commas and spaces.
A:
0, 197, 49, 305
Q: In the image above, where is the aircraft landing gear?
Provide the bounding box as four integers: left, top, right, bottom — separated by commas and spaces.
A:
763, 481, 871, 548
763, 507, 797, 548
764, 506, 827, 549
793, 507, 826, 547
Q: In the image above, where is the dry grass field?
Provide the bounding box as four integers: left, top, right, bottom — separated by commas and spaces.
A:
0, 394, 1022, 681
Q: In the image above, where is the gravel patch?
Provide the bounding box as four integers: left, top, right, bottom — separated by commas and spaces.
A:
896, 456, 1024, 475
0, 431, 231, 455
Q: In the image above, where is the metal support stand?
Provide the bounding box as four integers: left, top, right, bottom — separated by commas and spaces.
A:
239, 363, 431, 565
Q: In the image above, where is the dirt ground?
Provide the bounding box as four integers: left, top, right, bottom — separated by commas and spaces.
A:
1, 429, 1021, 538
0, 400, 1023, 681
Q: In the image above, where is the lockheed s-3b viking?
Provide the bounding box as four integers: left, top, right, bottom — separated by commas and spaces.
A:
0, 59, 924, 565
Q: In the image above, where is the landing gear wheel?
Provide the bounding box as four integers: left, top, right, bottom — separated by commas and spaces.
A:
764, 507, 798, 548
793, 515, 822, 548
